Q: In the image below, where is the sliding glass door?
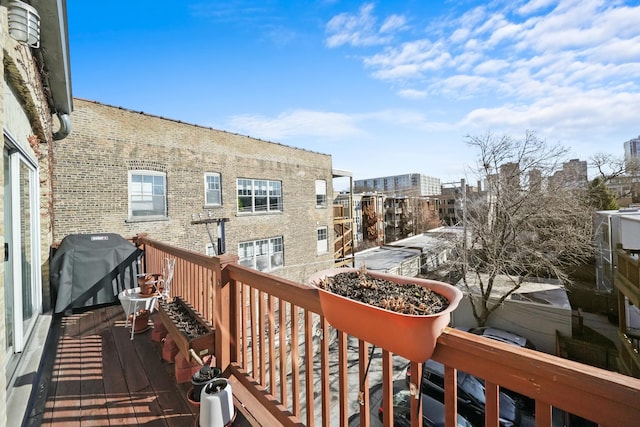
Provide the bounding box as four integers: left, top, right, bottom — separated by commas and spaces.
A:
4, 142, 41, 382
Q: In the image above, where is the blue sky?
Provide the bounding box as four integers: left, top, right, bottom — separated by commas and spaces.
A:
68, 0, 640, 184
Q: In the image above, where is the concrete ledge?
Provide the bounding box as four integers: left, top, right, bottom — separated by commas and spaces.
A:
7, 313, 55, 426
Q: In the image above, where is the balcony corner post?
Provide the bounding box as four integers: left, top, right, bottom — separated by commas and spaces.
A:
214, 255, 239, 370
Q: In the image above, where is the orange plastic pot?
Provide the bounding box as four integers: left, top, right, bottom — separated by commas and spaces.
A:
308, 268, 463, 362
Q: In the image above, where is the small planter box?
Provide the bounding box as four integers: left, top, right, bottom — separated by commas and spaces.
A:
157, 296, 215, 363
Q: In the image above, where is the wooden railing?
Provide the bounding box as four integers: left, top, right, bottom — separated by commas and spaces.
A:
616, 248, 640, 292
137, 235, 640, 427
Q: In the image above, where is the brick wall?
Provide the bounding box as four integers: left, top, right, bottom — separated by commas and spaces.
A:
53, 99, 335, 283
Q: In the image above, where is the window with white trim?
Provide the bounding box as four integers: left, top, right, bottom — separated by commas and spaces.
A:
204, 173, 222, 206
315, 179, 327, 207
317, 227, 328, 254
129, 171, 166, 217
238, 237, 284, 271
237, 178, 282, 213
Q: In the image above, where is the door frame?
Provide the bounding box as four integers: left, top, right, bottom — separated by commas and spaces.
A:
4, 131, 42, 374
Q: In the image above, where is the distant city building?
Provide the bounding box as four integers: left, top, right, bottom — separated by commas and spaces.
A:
624, 135, 640, 168
550, 159, 588, 189
434, 180, 482, 226
354, 173, 441, 196
500, 162, 521, 190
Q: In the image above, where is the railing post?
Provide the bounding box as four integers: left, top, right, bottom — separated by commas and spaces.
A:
214, 254, 239, 370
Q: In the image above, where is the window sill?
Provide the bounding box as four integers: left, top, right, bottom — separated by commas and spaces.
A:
125, 216, 169, 223
236, 211, 282, 216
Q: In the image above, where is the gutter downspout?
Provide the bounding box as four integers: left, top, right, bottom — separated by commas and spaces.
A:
53, 112, 71, 140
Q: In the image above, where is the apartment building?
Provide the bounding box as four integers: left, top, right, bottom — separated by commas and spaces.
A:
52, 99, 335, 283
1, 2, 73, 426
354, 173, 441, 196
624, 135, 640, 169
433, 180, 482, 226
550, 158, 588, 189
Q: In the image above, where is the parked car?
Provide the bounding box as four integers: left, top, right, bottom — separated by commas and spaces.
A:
378, 380, 475, 427
459, 326, 536, 410
463, 326, 536, 350
406, 360, 521, 427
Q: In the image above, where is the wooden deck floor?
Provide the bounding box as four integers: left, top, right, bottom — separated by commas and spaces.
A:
25, 304, 255, 427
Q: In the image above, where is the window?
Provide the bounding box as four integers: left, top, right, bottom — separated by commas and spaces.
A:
129, 171, 166, 217
315, 179, 327, 207
205, 243, 215, 256
204, 173, 221, 206
238, 237, 284, 271
237, 178, 282, 213
317, 227, 328, 254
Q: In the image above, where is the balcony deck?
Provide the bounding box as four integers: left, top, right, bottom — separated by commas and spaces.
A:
23, 234, 640, 427
26, 304, 257, 427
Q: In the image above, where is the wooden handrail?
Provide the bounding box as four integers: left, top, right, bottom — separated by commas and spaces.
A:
432, 328, 640, 427
140, 234, 640, 427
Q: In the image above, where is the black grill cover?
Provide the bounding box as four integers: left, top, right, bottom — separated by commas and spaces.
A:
51, 233, 142, 313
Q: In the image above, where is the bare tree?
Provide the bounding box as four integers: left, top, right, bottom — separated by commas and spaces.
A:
453, 131, 594, 326
591, 152, 640, 203
590, 152, 640, 182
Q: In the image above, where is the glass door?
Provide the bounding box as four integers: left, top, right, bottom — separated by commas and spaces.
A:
4, 148, 14, 363
4, 143, 41, 382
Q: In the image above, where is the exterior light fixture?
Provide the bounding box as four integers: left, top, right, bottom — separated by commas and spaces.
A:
8, 0, 40, 48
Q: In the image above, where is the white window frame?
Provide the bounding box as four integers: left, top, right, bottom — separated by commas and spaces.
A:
316, 179, 327, 207
204, 172, 222, 206
237, 178, 282, 213
238, 236, 284, 271
317, 226, 328, 254
128, 170, 167, 218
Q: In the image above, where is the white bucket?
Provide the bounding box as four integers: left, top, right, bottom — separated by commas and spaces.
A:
199, 378, 234, 427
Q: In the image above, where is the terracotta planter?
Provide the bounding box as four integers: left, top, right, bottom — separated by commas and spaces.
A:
138, 275, 156, 297
308, 268, 463, 362
186, 386, 200, 407
129, 309, 151, 333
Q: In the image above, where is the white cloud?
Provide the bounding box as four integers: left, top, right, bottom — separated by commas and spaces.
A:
474, 59, 510, 75
517, 0, 558, 16
584, 36, 640, 63
380, 14, 407, 33
364, 40, 452, 79
317, 1, 640, 176
228, 110, 365, 141
397, 88, 428, 99
325, 3, 405, 47
461, 90, 640, 142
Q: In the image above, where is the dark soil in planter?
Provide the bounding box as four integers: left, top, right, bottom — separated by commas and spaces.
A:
316, 270, 449, 315
160, 300, 211, 339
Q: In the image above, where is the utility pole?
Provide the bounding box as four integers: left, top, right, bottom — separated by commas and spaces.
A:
191, 214, 229, 255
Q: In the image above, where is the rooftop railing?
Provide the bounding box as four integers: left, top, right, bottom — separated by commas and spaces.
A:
135, 234, 640, 427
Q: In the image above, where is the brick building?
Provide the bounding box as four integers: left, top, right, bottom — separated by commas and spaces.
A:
53, 99, 335, 283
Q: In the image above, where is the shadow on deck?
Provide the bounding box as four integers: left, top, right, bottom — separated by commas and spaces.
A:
24, 304, 256, 427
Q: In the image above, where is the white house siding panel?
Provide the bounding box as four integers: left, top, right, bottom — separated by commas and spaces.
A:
451, 293, 572, 354
620, 215, 640, 251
